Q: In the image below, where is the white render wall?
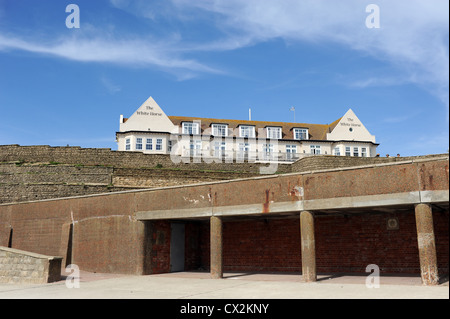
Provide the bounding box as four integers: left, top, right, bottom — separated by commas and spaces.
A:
117, 98, 378, 158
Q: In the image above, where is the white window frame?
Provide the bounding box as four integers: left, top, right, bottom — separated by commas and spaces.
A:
156, 139, 163, 151
239, 125, 255, 138
211, 124, 228, 137
266, 127, 282, 139
361, 147, 367, 157
262, 143, 274, 160
310, 145, 321, 155
136, 138, 143, 150
190, 140, 202, 157
125, 138, 131, 151
286, 145, 297, 160
182, 122, 200, 135
237, 142, 250, 160
214, 141, 226, 157
334, 147, 341, 156
146, 138, 153, 150
345, 146, 351, 157
293, 128, 308, 140
353, 147, 359, 157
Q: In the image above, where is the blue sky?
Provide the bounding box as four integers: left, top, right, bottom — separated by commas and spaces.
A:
0, 0, 448, 156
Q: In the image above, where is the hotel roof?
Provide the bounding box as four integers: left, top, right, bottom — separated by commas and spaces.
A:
167, 116, 342, 140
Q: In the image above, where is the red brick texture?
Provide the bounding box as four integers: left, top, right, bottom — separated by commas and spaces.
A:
183, 210, 449, 276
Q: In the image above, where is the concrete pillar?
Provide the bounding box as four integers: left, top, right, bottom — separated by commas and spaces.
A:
300, 211, 316, 282
415, 204, 439, 285
210, 216, 223, 279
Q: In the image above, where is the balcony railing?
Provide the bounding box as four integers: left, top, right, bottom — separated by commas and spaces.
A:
181, 150, 315, 162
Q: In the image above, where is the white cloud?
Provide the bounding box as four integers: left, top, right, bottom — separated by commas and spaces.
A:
0, 32, 222, 79
1, 0, 448, 96
100, 76, 121, 94
171, 0, 449, 105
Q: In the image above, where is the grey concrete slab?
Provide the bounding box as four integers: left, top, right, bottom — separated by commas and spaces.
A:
0, 271, 448, 299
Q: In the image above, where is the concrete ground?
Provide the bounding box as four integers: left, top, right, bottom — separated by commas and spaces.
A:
0, 271, 448, 299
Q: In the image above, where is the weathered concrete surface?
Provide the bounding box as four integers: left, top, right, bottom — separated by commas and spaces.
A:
210, 216, 223, 279
0, 271, 448, 299
300, 211, 316, 282
0, 156, 448, 276
415, 204, 439, 285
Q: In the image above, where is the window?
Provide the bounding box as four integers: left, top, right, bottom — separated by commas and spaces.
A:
125, 138, 131, 151
262, 144, 274, 160
294, 128, 308, 140
214, 141, 226, 157
212, 124, 228, 137
238, 143, 250, 160
136, 138, 143, 150
168, 140, 173, 153
239, 126, 255, 138
182, 122, 199, 135
310, 145, 321, 155
345, 147, 351, 156
334, 147, 341, 156
353, 147, 359, 157
361, 147, 367, 157
190, 140, 202, 157
156, 139, 163, 151
146, 139, 153, 150
267, 127, 282, 139
286, 145, 297, 160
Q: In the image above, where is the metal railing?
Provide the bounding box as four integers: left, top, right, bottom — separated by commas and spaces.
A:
181, 150, 314, 162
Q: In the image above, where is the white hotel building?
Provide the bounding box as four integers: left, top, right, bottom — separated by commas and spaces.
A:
116, 96, 378, 162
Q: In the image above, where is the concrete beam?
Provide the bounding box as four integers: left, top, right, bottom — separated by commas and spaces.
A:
134, 190, 449, 221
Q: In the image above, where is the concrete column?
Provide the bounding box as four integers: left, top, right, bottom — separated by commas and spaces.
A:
300, 211, 316, 282
210, 216, 223, 279
415, 204, 439, 285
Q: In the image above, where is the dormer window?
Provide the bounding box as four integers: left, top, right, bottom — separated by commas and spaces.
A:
293, 128, 309, 140
211, 124, 228, 137
239, 125, 255, 138
266, 127, 282, 139
182, 122, 200, 135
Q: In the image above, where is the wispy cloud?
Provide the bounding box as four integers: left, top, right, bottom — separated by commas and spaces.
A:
170, 0, 449, 105
100, 76, 121, 94
1, 0, 448, 97
0, 31, 223, 80
383, 110, 422, 124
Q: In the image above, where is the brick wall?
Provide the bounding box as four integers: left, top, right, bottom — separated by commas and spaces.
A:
183, 210, 449, 275
0, 247, 62, 284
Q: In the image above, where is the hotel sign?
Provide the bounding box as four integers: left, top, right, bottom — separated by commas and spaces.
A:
137, 106, 162, 117
340, 117, 362, 128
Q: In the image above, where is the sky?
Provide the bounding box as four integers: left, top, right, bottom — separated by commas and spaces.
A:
0, 0, 448, 156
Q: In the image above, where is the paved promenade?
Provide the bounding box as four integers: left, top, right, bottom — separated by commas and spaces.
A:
0, 271, 448, 299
